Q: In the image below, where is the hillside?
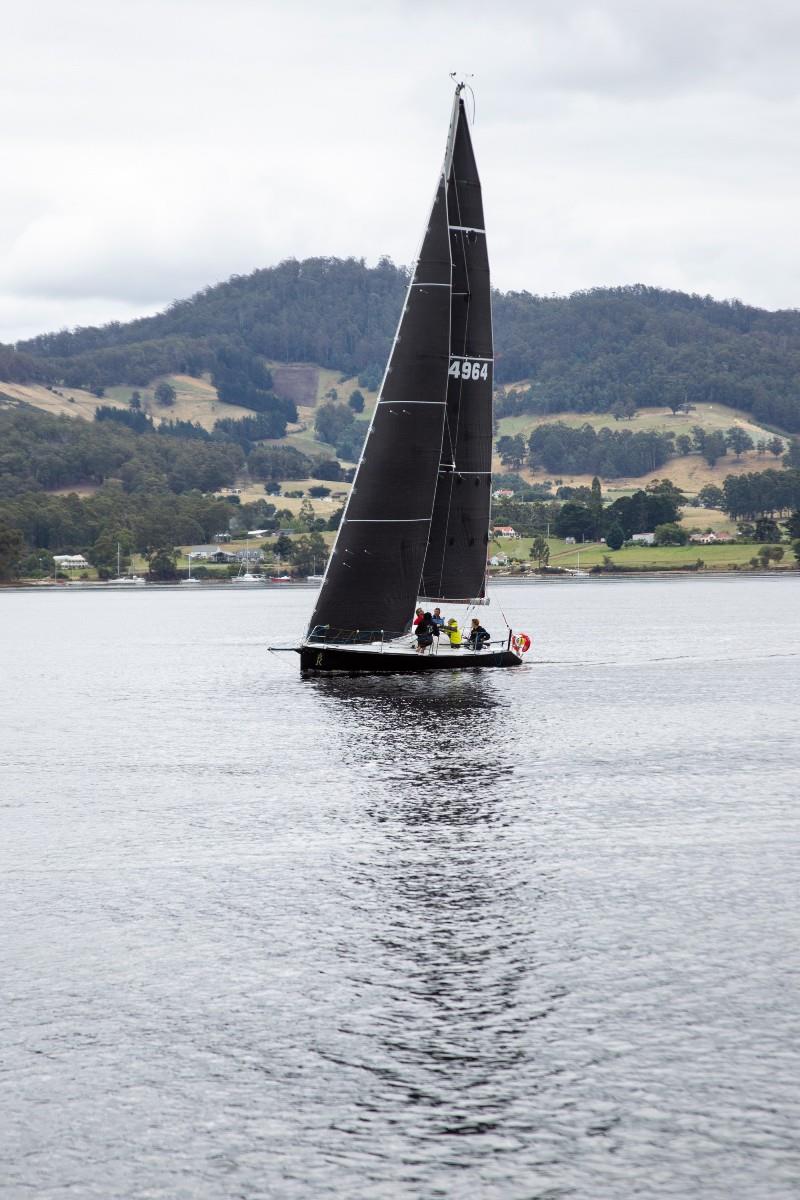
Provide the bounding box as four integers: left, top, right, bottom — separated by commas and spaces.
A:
3, 259, 800, 433
494, 403, 790, 496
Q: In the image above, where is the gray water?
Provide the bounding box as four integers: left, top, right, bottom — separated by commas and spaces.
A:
2, 577, 799, 1199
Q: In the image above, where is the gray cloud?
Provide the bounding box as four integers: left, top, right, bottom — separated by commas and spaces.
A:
2, 0, 800, 342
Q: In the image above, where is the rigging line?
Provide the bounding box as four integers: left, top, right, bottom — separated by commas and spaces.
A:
493, 592, 513, 634
266, 647, 298, 672
464, 83, 476, 125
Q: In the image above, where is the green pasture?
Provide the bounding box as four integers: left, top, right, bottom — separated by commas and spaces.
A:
496, 402, 776, 444
491, 536, 792, 572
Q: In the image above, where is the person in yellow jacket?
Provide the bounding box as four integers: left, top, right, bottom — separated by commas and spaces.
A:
444, 618, 462, 647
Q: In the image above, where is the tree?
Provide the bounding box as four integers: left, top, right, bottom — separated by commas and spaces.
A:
291, 531, 328, 574
757, 545, 783, 567
793, 539, 800, 565
0, 520, 24, 579
312, 459, 344, 481
554, 502, 595, 540
754, 517, 781, 542
676, 434, 693, 455
653, 523, 688, 546
273, 533, 294, 561
154, 381, 177, 407
702, 431, 728, 466
130, 390, 142, 410
264, 481, 281, 495
314, 401, 354, 447
697, 484, 724, 509
783, 511, 800, 539
297, 498, 316, 531
248, 444, 312, 483
147, 546, 179, 580
767, 436, 785, 458
348, 389, 365, 413
605, 522, 625, 550
725, 426, 754, 458
589, 475, 603, 537
530, 534, 550, 566
664, 383, 690, 415
308, 485, 331, 498
784, 441, 800, 469
497, 434, 526, 469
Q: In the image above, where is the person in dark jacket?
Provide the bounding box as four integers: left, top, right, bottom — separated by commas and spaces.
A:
467, 619, 490, 651
415, 611, 439, 654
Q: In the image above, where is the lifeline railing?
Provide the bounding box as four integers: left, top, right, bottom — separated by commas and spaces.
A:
307, 626, 513, 655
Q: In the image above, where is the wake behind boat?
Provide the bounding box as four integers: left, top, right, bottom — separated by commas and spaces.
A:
284, 85, 530, 675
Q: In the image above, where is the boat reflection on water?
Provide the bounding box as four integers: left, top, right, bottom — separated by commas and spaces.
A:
307, 673, 567, 1160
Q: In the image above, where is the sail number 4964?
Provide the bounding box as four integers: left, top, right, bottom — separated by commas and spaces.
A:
449, 359, 489, 381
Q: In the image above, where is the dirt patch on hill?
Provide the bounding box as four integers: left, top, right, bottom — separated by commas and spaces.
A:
272, 365, 319, 407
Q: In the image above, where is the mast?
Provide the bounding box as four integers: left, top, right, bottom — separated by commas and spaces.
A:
305, 159, 453, 641
420, 95, 493, 602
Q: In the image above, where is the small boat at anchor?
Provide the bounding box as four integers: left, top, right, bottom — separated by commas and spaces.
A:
107, 543, 147, 586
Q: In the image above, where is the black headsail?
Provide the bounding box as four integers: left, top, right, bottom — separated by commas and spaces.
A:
305, 166, 452, 642
420, 95, 493, 603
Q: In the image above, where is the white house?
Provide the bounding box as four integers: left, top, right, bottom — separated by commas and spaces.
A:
690, 531, 735, 545
53, 554, 90, 570
489, 554, 509, 567
631, 532, 655, 545
492, 525, 518, 539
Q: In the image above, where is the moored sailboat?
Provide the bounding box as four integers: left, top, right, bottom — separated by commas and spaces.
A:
293, 86, 529, 674
108, 542, 147, 586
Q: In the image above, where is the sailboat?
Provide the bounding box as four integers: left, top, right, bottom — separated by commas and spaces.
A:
107, 542, 147, 586
294, 85, 528, 674
232, 537, 265, 584
181, 553, 200, 584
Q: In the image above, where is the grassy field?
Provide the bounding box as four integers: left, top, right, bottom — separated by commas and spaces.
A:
1, 363, 379, 445
496, 401, 772, 441
0, 381, 129, 421
494, 402, 788, 499
491, 535, 793, 572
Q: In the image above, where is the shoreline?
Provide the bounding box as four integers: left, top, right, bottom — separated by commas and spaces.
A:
2, 570, 798, 594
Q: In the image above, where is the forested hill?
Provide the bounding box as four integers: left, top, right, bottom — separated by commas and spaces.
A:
4, 258, 800, 432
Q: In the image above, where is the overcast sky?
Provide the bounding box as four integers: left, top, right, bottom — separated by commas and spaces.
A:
2, 0, 800, 342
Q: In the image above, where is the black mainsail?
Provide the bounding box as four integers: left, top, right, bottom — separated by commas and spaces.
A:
420, 96, 493, 602
306, 89, 493, 643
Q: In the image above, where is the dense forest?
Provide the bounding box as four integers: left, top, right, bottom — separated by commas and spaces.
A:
3, 259, 800, 431
0, 407, 340, 500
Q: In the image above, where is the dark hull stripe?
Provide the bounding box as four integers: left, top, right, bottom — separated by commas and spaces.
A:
300, 646, 522, 674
